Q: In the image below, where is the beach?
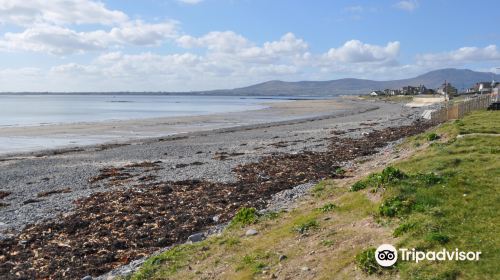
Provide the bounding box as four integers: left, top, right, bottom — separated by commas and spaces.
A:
0, 97, 428, 278
0, 98, 351, 155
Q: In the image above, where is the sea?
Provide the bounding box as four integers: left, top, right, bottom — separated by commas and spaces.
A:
0, 94, 287, 127
0, 94, 313, 155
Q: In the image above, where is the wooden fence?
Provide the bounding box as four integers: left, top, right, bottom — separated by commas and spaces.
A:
430, 93, 497, 123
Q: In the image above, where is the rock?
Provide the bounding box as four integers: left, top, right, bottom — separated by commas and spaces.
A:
300, 266, 310, 271
81, 276, 92, 280
212, 215, 220, 223
279, 255, 287, 261
245, 229, 258, 236
187, 232, 205, 243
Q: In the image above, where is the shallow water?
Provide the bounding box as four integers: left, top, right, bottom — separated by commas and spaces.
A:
0, 95, 281, 127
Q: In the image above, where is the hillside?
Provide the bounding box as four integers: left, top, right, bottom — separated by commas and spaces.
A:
203, 68, 500, 96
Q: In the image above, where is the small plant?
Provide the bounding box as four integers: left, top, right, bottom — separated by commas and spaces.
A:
311, 184, 325, 194
393, 221, 416, 237
379, 195, 414, 217
293, 219, 319, 234
426, 232, 450, 244
317, 203, 337, 213
427, 132, 440, 141
350, 166, 407, 192
320, 239, 334, 247
230, 207, 257, 228
414, 172, 445, 186
355, 248, 382, 274
335, 167, 346, 175
350, 180, 367, 191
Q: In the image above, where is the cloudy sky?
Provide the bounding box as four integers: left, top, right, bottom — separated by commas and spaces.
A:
0, 0, 499, 92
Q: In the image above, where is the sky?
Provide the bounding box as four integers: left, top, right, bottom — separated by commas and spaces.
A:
0, 0, 499, 92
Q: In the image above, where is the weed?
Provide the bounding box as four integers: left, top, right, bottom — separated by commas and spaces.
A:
335, 167, 346, 175
379, 195, 414, 217
393, 221, 417, 237
230, 207, 258, 228
413, 172, 445, 186
350, 180, 367, 191
355, 248, 382, 274
320, 239, 335, 247
427, 133, 440, 141
293, 219, 319, 234
426, 232, 450, 245
350, 166, 407, 192
317, 203, 337, 213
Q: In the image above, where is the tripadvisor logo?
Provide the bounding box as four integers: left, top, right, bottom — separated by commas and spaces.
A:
375, 244, 481, 267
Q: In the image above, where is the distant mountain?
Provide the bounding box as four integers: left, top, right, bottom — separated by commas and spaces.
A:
202, 68, 500, 96
2, 68, 498, 96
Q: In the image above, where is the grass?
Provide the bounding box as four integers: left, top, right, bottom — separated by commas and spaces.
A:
229, 207, 258, 228
130, 110, 499, 280
355, 248, 381, 274
379, 110, 500, 279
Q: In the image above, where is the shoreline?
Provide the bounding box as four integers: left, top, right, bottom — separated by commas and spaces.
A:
0, 98, 357, 158
0, 98, 427, 278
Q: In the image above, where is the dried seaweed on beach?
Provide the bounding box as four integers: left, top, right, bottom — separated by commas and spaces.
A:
0, 121, 433, 279
37, 188, 72, 198
0, 191, 11, 199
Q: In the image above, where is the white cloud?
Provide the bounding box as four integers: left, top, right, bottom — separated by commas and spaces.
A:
0, 0, 128, 26
0, 25, 106, 54
325, 40, 400, 63
416, 45, 500, 66
0, 20, 179, 54
177, 31, 251, 52
395, 0, 419, 12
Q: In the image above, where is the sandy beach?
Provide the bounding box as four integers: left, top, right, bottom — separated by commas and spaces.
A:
0, 97, 428, 278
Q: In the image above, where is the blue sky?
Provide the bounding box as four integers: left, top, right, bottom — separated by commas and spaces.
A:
0, 0, 499, 91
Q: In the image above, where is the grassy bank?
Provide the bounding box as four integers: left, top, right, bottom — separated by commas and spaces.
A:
128, 110, 499, 280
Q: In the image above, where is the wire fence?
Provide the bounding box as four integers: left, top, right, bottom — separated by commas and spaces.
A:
430, 93, 497, 123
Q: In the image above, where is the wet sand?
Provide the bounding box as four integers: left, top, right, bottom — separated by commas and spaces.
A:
0, 98, 354, 156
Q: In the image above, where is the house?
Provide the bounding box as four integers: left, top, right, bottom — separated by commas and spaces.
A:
401, 86, 420, 95
384, 88, 401, 96
370, 90, 385, 96
475, 81, 499, 94
436, 82, 458, 97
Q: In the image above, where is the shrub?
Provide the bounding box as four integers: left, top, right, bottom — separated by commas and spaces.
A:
379, 196, 414, 217
427, 133, 440, 141
350, 180, 367, 191
356, 248, 381, 274
350, 166, 407, 191
230, 207, 257, 227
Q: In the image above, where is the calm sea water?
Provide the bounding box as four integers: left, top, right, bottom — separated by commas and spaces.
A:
0, 95, 284, 127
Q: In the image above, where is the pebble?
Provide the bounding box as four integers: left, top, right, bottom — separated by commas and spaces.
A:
187, 232, 205, 243
245, 229, 258, 236
300, 266, 310, 271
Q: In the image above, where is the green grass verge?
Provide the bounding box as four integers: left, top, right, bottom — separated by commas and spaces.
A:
355, 110, 500, 279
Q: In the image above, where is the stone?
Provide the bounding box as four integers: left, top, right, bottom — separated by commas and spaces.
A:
212, 215, 220, 223
187, 232, 205, 243
300, 266, 310, 271
245, 229, 258, 236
